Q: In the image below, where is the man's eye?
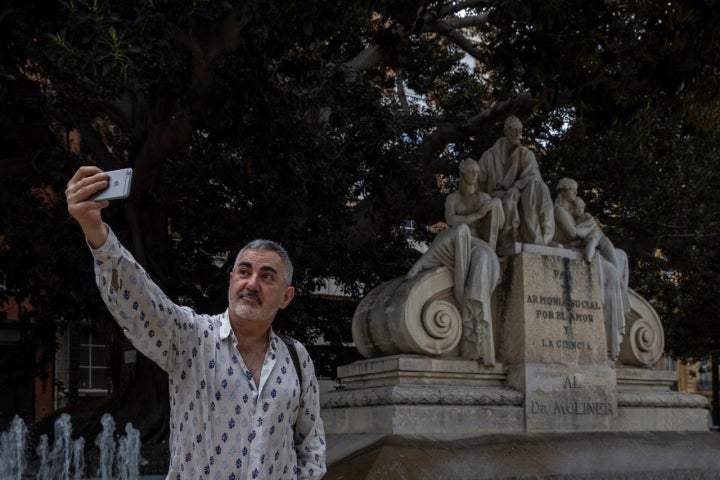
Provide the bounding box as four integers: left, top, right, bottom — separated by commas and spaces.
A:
262, 273, 275, 281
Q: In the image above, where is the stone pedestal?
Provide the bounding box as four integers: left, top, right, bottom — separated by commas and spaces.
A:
322, 248, 709, 438
496, 251, 617, 432
322, 355, 524, 436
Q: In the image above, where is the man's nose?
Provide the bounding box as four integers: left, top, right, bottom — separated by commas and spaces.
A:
246, 272, 261, 290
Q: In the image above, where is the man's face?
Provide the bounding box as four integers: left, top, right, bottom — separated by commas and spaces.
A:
228, 249, 295, 325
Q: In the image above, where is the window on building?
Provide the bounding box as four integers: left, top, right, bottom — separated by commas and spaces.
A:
78, 333, 110, 393
698, 360, 711, 391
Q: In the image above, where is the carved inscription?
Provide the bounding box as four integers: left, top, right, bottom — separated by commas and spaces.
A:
511, 256, 617, 431
542, 339, 592, 351
527, 294, 600, 321
529, 375, 614, 417
527, 290, 601, 351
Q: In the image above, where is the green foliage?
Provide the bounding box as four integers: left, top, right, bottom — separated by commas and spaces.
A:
667, 240, 720, 359
3, 0, 720, 416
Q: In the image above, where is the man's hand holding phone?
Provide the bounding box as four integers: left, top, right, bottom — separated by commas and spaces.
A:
88, 168, 133, 201
66, 166, 133, 248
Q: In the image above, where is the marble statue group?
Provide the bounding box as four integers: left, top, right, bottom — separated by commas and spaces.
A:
407, 115, 631, 365
331, 115, 709, 441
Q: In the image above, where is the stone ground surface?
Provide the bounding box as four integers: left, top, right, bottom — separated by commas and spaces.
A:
325, 431, 720, 479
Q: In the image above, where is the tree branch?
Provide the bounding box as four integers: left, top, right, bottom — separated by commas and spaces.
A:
440, 0, 493, 17
345, 44, 386, 80
100, 87, 143, 134
126, 8, 252, 193
420, 17, 484, 59
132, 108, 195, 194
420, 93, 534, 174
167, 8, 252, 104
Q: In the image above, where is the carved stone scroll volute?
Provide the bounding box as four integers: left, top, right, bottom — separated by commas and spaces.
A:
617, 289, 665, 368
352, 266, 462, 358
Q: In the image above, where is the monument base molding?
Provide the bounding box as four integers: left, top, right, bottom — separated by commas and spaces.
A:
326, 248, 712, 476
321, 355, 709, 435
324, 431, 720, 480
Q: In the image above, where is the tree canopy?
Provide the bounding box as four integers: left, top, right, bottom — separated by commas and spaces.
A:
2, 0, 720, 445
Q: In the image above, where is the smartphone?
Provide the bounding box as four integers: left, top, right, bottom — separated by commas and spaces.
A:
90, 168, 133, 201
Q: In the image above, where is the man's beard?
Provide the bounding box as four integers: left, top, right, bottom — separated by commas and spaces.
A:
230, 291, 267, 322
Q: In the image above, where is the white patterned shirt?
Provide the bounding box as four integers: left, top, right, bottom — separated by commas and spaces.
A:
91, 228, 326, 480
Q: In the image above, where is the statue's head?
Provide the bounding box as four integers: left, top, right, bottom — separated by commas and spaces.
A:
503, 116, 523, 144
575, 196, 586, 215
556, 177, 578, 193
459, 157, 479, 173
504, 115, 522, 129
458, 157, 479, 183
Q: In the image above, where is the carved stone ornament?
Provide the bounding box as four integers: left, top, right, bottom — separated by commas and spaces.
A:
352, 267, 462, 358
617, 290, 665, 368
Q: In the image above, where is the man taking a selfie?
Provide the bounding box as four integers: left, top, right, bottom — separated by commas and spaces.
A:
66, 165, 326, 479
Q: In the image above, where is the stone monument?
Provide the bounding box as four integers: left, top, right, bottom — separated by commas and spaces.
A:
321, 116, 714, 478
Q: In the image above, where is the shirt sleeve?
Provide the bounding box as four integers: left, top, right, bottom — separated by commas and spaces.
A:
293, 342, 327, 479
90, 226, 192, 373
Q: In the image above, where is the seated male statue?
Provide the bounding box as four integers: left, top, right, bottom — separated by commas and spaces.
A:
477, 115, 555, 248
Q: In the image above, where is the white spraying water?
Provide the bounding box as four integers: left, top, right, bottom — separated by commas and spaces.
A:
95, 414, 116, 480
0, 413, 145, 479
116, 422, 142, 480
0, 415, 28, 480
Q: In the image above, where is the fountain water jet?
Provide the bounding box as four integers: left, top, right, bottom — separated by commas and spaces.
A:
95, 414, 116, 479
0, 415, 28, 480
0, 413, 146, 479
116, 422, 142, 480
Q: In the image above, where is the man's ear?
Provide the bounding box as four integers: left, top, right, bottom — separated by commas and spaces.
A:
280, 286, 295, 309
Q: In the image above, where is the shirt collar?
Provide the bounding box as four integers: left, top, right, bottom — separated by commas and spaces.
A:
219, 310, 279, 351
219, 310, 233, 339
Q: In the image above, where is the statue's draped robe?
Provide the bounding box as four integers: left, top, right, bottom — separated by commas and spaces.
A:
416, 224, 501, 365
478, 138, 555, 245
597, 249, 630, 359
553, 201, 631, 358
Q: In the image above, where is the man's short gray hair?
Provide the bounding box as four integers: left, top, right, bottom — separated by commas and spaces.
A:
233, 239, 294, 286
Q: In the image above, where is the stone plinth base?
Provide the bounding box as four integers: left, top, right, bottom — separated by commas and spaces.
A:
324, 431, 720, 480
336, 354, 507, 388
616, 365, 677, 391
324, 355, 524, 435
321, 356, 710, 434
333, 247, 710, 441
323, 404, 524, 436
